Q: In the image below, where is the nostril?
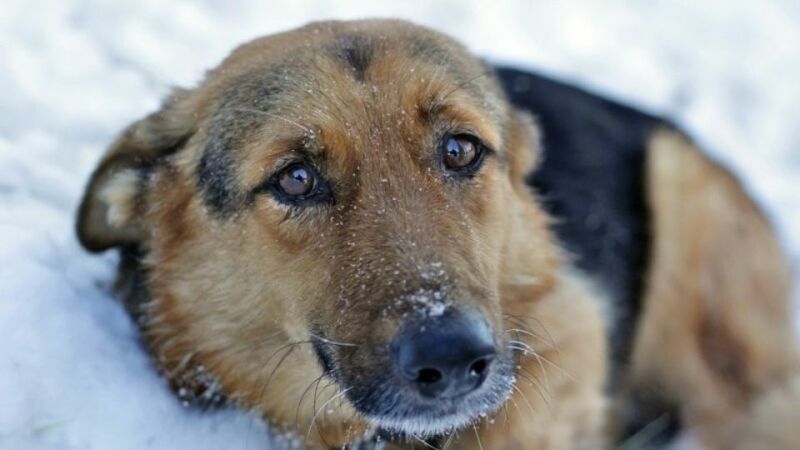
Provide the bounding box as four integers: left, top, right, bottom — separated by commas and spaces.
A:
469, 357, 490, 378
415, 367, 443, 384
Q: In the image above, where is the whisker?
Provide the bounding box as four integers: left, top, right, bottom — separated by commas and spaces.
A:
503, 327, 549, 346
441, 431, 457, 450
506, 326, 554, 393
244, 341, 303, 450
511, 383, 537, 417
305, 388, 352, 444
307, 332, 357, 347
503, 318, 554, 351
229, 336, 311, 360
311, 379, 339, 444
256, 344, 297, 402
294, 372, 326, 429
508, 339, 535, 353
472, 424, 485, 450
412, 435, 439, 450
509, 344, 552, 392
505, 388, 524, 420
516, 371, 552, 409
313, 379, 336, 418
508, 343, 575, 383
504, 313, 564, 365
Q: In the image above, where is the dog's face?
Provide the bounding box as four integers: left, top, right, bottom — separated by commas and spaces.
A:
78, 20, 561, 442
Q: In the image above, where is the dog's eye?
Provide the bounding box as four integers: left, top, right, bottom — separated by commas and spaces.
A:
266, 162, 333, 206
279, 164, 315, 196
441, 134, 486, 176
263, 162, 332, 207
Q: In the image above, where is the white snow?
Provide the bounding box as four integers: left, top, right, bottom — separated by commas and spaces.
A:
1, 1, 799, 449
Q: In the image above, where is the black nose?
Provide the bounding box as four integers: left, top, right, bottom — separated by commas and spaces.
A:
391, 310, 496, 399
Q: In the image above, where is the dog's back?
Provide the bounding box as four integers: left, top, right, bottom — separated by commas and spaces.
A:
497, 66, 800, 449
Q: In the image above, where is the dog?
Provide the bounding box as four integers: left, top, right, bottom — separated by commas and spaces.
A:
76, 19, 800, 449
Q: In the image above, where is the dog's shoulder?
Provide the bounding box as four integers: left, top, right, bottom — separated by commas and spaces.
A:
496, 66, 664, 365
495, 67, 684, 445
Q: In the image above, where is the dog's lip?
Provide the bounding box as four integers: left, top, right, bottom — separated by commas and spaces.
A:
347, 356, 516, 438
359, 386, 511, 438
309, 329, 515, 437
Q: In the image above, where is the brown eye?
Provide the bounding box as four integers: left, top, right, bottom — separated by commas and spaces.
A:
264, 162, 331, 207
278, 164, 315, 196
440, 134, 487, 176
443, 136, 477, 169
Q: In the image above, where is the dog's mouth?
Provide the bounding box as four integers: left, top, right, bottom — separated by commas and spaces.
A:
311, 324, 516, 438
351, 358, 516, 439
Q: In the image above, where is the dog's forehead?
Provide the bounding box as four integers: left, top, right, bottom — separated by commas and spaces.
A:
212, 20, 489, 87
204, 20, 506, 131
195, 20, 508, 215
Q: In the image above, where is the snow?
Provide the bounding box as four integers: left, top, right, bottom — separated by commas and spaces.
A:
1, 1, 799, 449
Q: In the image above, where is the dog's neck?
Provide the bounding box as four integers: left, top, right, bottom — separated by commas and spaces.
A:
115, 246, 228, 410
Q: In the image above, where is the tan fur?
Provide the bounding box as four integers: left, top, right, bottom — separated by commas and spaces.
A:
631, 127, 800, 448
76, 20, 798, 450
726, 374, 800, 449
98, 169, 140, 228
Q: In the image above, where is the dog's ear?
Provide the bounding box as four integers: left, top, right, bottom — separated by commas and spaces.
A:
506, 109, 542, 193
77, 89, 196, 252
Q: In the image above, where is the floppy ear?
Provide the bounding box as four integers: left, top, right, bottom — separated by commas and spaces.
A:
506, 109, 543, 192
77, 89, 196, 252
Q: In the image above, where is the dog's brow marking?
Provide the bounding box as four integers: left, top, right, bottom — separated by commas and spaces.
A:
198, 107, 317, 216
198, 124, 239, 215
438, 69, 493, 104
332, 34, 373, 82
230, 107, 313, 134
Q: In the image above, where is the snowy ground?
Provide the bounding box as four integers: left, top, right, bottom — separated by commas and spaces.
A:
1, 1, 799, 449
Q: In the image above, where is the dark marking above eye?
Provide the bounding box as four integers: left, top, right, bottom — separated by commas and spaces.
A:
197, 71, 288, 217
198, 124, 241, 216
408, 36, 453, 67
332, 35, 373, 82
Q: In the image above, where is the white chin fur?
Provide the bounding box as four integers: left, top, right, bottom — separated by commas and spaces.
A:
366, 412, 478, 437
359, 364, 516, 438
364, 395, 508, 438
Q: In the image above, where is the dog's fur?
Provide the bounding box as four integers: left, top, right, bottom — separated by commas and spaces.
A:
77, 20, 800, 449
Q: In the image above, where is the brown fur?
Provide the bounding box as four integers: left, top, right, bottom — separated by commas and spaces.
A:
76, 20, 798, 449
631, 128, 800, 449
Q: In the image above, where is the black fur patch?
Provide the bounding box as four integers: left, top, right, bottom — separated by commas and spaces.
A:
197, 127, 239, 215
116, 246, 229, 410
310, 332, 336, 377
196, 74, 286, 216
495, 66, 658, 371
333, 35, 373, 81
495, 66, 681, 444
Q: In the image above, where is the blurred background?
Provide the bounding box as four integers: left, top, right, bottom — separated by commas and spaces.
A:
1, 1, 798, 449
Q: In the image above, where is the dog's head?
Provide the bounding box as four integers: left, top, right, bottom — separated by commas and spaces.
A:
78, 19, 561, 442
